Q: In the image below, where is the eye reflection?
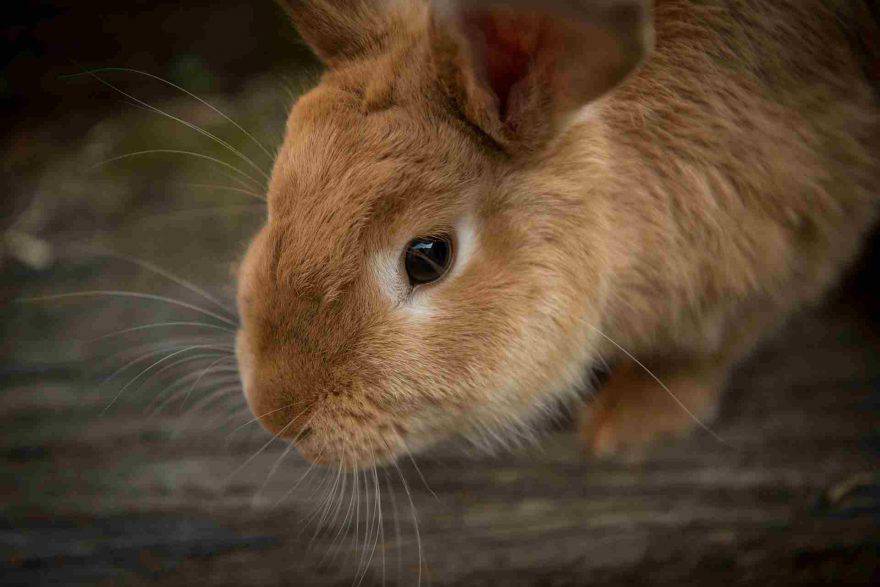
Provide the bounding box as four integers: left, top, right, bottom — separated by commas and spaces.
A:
404, 235, 453, 286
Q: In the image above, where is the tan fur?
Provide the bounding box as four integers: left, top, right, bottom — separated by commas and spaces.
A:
237, 0, 880, 466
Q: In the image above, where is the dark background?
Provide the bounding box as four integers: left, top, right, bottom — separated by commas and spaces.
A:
1, 2, 879, 585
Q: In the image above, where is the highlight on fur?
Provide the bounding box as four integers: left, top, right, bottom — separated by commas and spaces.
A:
235, 0, 880, 467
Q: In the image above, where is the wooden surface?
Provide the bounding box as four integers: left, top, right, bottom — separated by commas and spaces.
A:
1, 293, 879, 586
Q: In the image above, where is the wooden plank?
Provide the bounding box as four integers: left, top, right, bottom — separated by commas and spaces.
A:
1, 297, 878, 585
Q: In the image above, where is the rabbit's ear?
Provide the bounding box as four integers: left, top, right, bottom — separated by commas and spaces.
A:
278, 0, 403, 66
430, 0, 653, 150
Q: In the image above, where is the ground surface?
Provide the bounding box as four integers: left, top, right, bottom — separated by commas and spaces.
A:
2, 283, 879, 585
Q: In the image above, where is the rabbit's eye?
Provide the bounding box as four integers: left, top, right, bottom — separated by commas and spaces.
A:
404, 235, 453, 286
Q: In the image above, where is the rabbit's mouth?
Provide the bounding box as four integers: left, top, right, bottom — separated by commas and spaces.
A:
235, 329, 421, 468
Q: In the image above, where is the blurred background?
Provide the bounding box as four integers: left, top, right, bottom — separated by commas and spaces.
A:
1, 1, 879, 585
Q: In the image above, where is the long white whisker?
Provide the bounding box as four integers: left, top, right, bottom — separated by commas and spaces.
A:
172, 384, 244, 435
93, 150, 262, 190
323, 458, 352, 560
141, 352, 233, 406
98, 343, 194, 387
355, 445, 383, 587
393, 432, 437, 501
310, 457, 345, 543
253, 439, 299, 505
135, 204, 266, 226
77, 70, 271, 182
391, 458, 422, 587
151, 372, 240, 417
72, 247, 238, 318
324, 457, 349, 544
224, 409, 311, 485
90, 321, 235, 342
380, 468, 403, 585
353, 467, 371, 584
170, 355, 237, 410
587, 324, 728, 446
224, 403, 297, 444
20, 291, 237, 327
103, 344, 228, 413
86, 177, 266, 201
179, 182, 266, 200
373, 462, 386, 587
272, 447, 323, 509
68, 67, 277, 163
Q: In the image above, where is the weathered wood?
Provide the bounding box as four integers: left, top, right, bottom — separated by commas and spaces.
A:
1, 295, 878, 586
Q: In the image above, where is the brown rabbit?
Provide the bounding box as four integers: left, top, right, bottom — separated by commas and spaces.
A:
234, 0, 880, 466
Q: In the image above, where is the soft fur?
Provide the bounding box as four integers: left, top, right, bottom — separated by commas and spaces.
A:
235, 0, 880, 466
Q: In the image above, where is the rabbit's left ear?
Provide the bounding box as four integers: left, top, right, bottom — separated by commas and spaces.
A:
430, 0, 653, 151
278, 0, 404, 67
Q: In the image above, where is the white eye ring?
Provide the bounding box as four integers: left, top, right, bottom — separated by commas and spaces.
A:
372, 215, 477, 310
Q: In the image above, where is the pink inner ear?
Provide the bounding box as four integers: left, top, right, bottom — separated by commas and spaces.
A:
462, 11, 541, 121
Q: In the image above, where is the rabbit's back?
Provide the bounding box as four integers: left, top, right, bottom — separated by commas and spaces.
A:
592, 0, 879, 353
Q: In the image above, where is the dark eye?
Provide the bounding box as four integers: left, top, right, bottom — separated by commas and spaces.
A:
404, 235, 453, 286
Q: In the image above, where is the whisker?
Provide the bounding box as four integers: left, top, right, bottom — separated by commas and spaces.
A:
150, 375, 239, 419
140, 352, 233, 401
98, 340, 228, 388
178, 182, 266, 201
90, 321, 235, 343
393, 433, 437, 501
213, 405, 255, 435
380, 468, 403, 585
75, 69, 271, 183
323, 458, 352, 558
353, 462, 361, 571
353, 466, 374, 587
135, 204, 266, 225
587, 324, 729, 446
223, 408, 311, 485
65, 67, 277, 163
154, 354, 238, 413
329, 458, 350, 532
300, 463, 337, 534
272, 445, 324, 509
69, 247, 238, 319
373, 461, 386, 587
84, 177, 266, 201
391, 458, 422, 587
154, 355, 238, 413
355, 445, 383, 587
93, 150, 263, 190
171, 383, 244, 436
252, 438, 299, 504
20, 291, 237, 327
310, 457, 345, 540
103, 344, 230, 413
224, 403, 297, 444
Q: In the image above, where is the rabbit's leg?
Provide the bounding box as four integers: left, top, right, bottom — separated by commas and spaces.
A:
578, 357, 730, 458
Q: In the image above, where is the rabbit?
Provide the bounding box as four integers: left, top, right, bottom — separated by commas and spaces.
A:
234, 0, 880, 467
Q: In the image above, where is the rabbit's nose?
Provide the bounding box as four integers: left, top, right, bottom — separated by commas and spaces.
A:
247, 388, 314, 441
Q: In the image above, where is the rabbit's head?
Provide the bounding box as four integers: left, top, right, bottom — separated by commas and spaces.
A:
236, 0, 652, 466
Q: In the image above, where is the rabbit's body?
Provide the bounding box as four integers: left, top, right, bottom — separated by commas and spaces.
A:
600, 0, 877, 353
235, 0, 879, 464
570, 1, 880, 451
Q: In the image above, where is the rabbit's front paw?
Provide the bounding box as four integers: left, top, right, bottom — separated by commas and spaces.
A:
578, 362, 723, 459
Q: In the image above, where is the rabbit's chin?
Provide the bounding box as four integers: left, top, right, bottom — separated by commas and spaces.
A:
292, 422, 418, 469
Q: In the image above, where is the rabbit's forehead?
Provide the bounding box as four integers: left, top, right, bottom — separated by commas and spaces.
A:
270, 97, 479, 229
